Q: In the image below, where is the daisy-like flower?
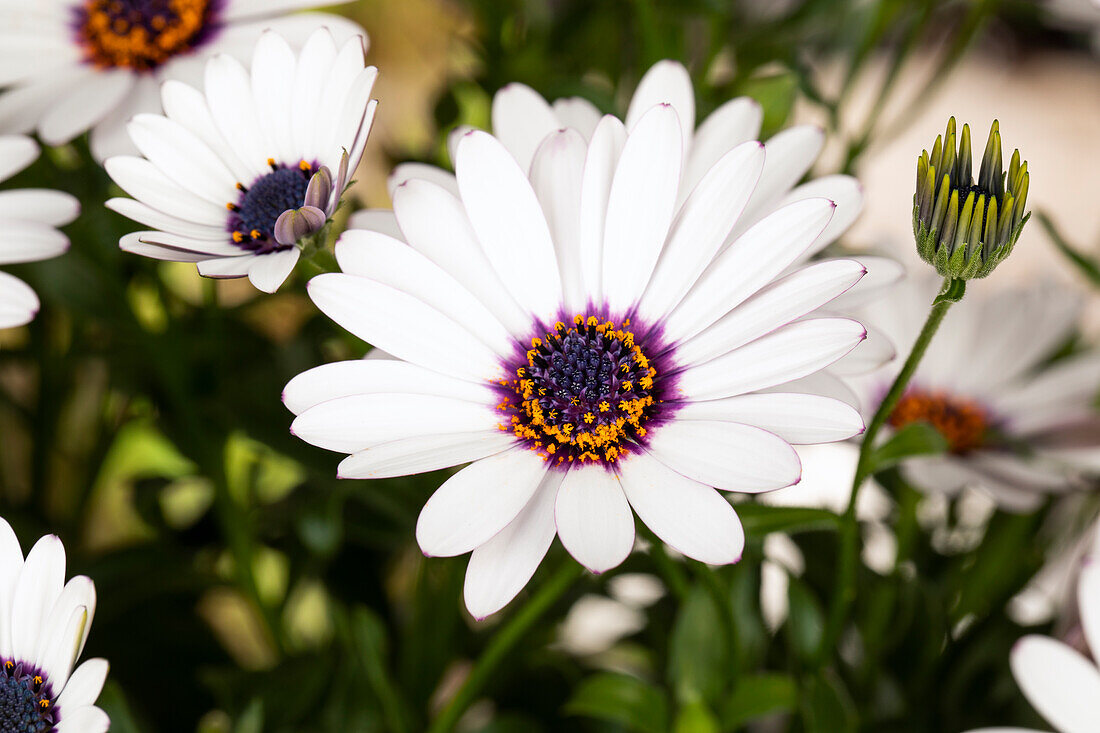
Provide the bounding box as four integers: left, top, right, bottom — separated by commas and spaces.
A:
0, 135, 78, 328
0, 518, 108, 733
843, 275, 1100, 512
0, 0, 365, 161
104, 28, 378, 293
286, 102, 870, 618
968, 562, 1100, 733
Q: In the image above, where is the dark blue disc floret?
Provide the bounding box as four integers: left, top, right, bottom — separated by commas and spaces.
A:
227, 160, 316, 254
0, 660, 56, 733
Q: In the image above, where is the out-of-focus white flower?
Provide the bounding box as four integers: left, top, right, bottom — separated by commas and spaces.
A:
557, 573, 665, 657
0, 0, 365, 160
1010, 511, 1100, 627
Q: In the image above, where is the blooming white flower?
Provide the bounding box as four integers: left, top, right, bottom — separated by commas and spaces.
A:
0, 135, 78, 328
0, 518, 108, 733
968, 562, 1100, 733
843, 275, 1100, 512
286, 100, 871, 618
105, 28, 378, 293
0, 0, 365, 161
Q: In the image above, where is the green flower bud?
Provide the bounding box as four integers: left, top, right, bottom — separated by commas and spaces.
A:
914, 118, 1030, 279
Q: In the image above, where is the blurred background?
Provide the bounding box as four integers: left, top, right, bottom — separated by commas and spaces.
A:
4, 0, 1100, 730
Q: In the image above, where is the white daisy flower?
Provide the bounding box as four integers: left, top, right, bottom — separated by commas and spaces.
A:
0, 517, 108, 733
968, 562, 1100, 733
286, 103, 870, 618
842, 275, 1100, 512
0, 135, 79, 329
0, 0, 365, 161
104, 28, 378, 293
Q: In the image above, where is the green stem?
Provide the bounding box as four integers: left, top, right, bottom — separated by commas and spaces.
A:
815, 277, 964, 665
641, 525, 691, 602
427, 562, 583, 733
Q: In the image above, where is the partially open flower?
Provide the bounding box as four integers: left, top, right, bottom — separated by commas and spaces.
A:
914, 118, 1030, 279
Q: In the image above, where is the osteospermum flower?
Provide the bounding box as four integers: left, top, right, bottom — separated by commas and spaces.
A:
0, 0, 364, 161
843, 276, 1100, 512
0, 518, 108, 733
967, 562, 1100, 733
286, 105, 870, 618
0, 135, 78, 328
105, 28, 378, 293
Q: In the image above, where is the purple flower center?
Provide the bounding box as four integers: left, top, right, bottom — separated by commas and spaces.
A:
74, 0, 222, 72
226, 160, 317, 254
0, 660, 56, 733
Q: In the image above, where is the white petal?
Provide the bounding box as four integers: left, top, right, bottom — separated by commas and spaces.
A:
1081, 564, 1100, 662
205, 53, 269, 174
416, 448, 549, 557
455, 131, 562, 322
222, 0, 358, 21
682, 97, 763, 196
663, 197, 835, 345
283, 358, 496, 415
334, 230, 514, 356
160, 79, 254, 184
106, 198, 225, 241
530, 129, 587, 313
577, 116, 626, 303
54, 706, 110, 733
737, 125, 825, 231
138, 231, 240, 257
0, 189, 78, 227
779, 175, 863, 259
307, 273, 504, 382
347, 208, 404, 240
338, 431, 516, 479
197, 256, 256, 279
464, 471, 565, 619
760, 560, 791, 631
1011, 635, 1100, 733
393, 180, 530, 337
36, 605, 87, 691
89, 74, 159, 162
555, 468, 634, 573
291, 393, 500, 453
104, 156, 226, 227
828, 255, 905, 311
673, 393, 864, 444
600, 104, 683, 313
387, 163, 458, 198
247, 248, 300, 293
618, 451, 744, 564
646, 419, 800, 492
119, 233, 213, 263
624, 60, 694, 157
491, 83, 560, 173
676, 318, 867, 401
673, 258, 867, 366
57, 659, 109, 711
39, 69, 134, 147
35, 574, 94, 670
0, 221, 68, 264
10, 534, 65, 664
0, 135, 39, 181
317, 41, 374, 166
251, 32, 300, 166
126, 114, 237, 205
290, 30, 338, 164
0, 517, 23, 657
636, 140, 765, 323
551, 97, 602, 140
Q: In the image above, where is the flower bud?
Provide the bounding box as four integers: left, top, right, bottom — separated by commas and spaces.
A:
914, 118, 1030, 279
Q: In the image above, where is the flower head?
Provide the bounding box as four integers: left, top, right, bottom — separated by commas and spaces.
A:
287, 103, 870, 618
0, 136, 78, 329
106, 28, 378, 293
0, 518, 109, 733
0, 1, 364, 161
914, 118, 1030, 279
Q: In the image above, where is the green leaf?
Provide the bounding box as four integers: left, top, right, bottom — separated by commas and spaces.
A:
736, 505, 841, 536
235, 699, 264, 733
347, 606, 415, 733
801, 671, 857, 733
563, 672, 669, 733
1039, 211, 1100, 289
721, 673, 798, 730
786, 579, 825, 662
669, 586, 729, 704
866, 422, 949, 474
673, 699, 720, 733
737, 70, 799, 136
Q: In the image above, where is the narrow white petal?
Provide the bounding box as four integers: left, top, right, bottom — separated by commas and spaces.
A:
416, 449, 548, 557
307, 273, 505, 382
663, 198, 835, 345
347, 208, 404, 240
196, 255, 256, 279
464, 471, 564, 619
104, 156, 227, 227
455, 131, 562, 322
624, 60, 694, 157
119, 233, 213, 263
316, 40, 373, 165
737, 125, 825, 231
647, 419, 800, 492
57, 659, 109, 711
38, 70, 134, 147
0, 135, 39, 181
551, 97, 602, 140
292, 393, 500, 454
126, 114, 238, 204
1081, 564, 1100, 663
290, 30, 338, 164
36, 605, 87, 691
251, 32, 299, 166
577, 116, 626, 302
618, 451, 744, 565
160, 79, 255, 184
555, 468, 634, 573
530, 129, 587, 313
828, 255, 905, 311
1010, 635, 1100, 733
0, 190, 79, 227
54, 706, 110, 733
338, 431, 516, 479
779, 175, 863, 259
0, 517, 23, 658
676, 318, 867, 401
673, 393, 864, 445
10, 534, 65, 663
682, 97, 763, 196
0, 272, 39, 329
89, 74, 160, 162
138, 231, 241, 257
491, 83, 560, 173
34, 575, 95, 669
600, 104, 683, 313
760, 560, 791, 631
247, 248, 300, 293
387, 163, 458, 198
0, 222, 68, 265
106, 197, 225, 241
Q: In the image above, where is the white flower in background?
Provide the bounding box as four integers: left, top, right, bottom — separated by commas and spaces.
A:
1010, 511, 1100, 626
0, 135, 78, 329
286, 102, 870, 618
557, 574, 665, 657
353, 58, 901, 378
0, 518, 109, 733
105, 28, 378, 293
968, 562, 1100, 733
843, 275, 1100, 512
1044, 0, 1100, 53
0, 0, 365, 161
